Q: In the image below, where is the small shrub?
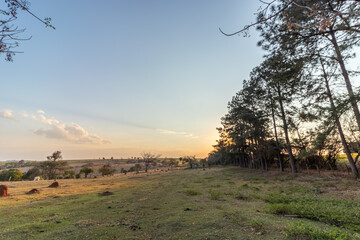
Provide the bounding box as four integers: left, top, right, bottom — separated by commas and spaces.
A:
128, 164, 141, 173
63, 170, 75, 179
250, 219, 265, 234
209, 189, 223, 200
223, 211, 246, 225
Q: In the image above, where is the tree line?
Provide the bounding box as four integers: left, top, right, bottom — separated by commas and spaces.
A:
210, 0, 360, 177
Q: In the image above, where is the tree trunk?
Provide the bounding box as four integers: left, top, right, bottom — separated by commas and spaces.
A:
277, 86, 297, 173
270, 97, 284, 172
321, 59, 359, 178
329, 29, 360, 131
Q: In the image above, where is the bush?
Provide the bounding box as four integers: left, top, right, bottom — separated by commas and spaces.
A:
250, 219, 265, 234
22, 167, 42, 180
0, 168, 23, 181
64, 170, 75, 179
128, 164, 142, 173
209, 189, 223, 200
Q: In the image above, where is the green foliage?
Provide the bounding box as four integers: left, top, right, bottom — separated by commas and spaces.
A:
98, 164, 116, 176
249, 219, 265, 234
39, 160, 68, 180
64, 170, 75, 179
284, 222, 353, 240
0, 168, 23, 181
22, 167, 42, 180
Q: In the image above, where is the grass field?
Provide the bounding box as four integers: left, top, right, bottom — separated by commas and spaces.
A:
1, 167, 360, 240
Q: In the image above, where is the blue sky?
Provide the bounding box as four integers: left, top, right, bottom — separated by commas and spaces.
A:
1, 1, 266, 160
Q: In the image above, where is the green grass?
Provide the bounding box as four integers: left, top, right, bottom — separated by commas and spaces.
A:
184, 189, 200, 196
1, 167, 360, 239
284, 222, 353, 240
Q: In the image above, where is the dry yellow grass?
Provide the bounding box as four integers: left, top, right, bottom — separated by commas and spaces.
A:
0, 169, 172, 207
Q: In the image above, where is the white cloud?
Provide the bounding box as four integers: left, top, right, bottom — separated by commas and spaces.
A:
156, 128, 198, 138
33, 113, 110, 144
21, 112, 29, 118
37, 109, 45, 114
0, 110, 16, 120
39, 114, 60, 125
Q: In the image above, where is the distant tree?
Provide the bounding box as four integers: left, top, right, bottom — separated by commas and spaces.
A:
141, 152, 161, 172
168, 159, 179, 169
0, 168, 23, 181
98, 164, 116, 176
39, 151, 68, 180
80, 167, 94, 178
47, 151, 63, 161
182, 156, 197, 169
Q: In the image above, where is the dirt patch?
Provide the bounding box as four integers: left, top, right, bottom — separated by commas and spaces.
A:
27, 188, 40, 194
99, 191, 114, 196
0, 185, 8, 197
49, 182, 60, 188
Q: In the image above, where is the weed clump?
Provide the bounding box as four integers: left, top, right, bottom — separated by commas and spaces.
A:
209, 189, 223, 200
250, 219, 265, 234
235, 192, 248, 200
184, 189, 200, 196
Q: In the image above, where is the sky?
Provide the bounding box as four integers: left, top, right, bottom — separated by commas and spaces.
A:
0, 0, 267, 160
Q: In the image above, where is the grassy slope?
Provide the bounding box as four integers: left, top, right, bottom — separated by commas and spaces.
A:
1, 167, 360, 240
